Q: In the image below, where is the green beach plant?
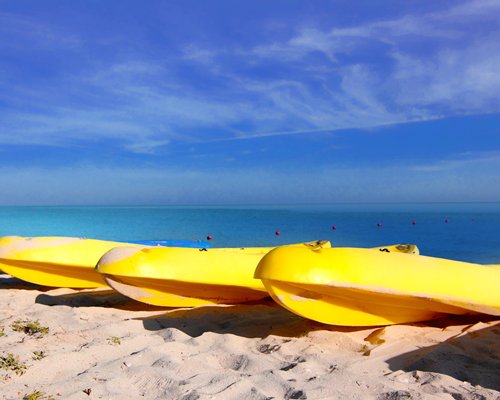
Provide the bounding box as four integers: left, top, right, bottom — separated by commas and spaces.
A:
11, 319, 49, 336
23, 390, 55, 400
0, 353, 27, 375
32, 351, 46, 361
0, 327, 5, 337
107, 336, 121, 345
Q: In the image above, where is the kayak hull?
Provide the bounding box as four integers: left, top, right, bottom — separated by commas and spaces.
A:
104, 275, 269, 307
0, 236, 203, 288
255, 247, 500, 326
0, 236, 130, 288
96, 241, 331, 306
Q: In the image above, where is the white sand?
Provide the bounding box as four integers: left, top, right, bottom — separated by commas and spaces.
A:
1, 273, 499, 400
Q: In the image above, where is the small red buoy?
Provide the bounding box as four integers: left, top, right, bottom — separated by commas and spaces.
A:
377, 223, 382, 228
332, 225, 337, 230
412, 220, 416, 225
275, 231, 281, 236
206, 235, 213, 240
444, 219, 449, 223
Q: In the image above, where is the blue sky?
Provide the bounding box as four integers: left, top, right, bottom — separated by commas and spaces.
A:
1, 0, 499, 205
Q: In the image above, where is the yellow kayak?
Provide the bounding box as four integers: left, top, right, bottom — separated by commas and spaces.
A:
0, 236, 150, 288
0, 236, 212, 288
95, 242, 416, 307
95, 241, 330, 306
254, 246, 500, 327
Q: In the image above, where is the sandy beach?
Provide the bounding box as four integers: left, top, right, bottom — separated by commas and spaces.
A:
1, 273, 499, 400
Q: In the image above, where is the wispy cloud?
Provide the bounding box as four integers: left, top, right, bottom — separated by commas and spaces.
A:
445, 0, 500, 19
0, 11, 80, 50
248, 0, 500, 60
181, 0, 500, 138
390, 41, 500, 110
1, 0, 499, 153
0, 61, 254, 149
181, 44, 220, 65
410, 151, 500, 172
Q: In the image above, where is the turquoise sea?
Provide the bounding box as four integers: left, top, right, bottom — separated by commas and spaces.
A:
0, 203, 499, 264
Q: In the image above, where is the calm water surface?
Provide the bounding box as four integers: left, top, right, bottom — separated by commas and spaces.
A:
0, 203, 499, 263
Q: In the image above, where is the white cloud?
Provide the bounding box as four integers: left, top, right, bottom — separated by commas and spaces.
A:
444, 0, 500, 19
0, 109, 156, 146
410, 151, 500, 172
0, 67, 262, 150
0, 12, 80, 50
248, 13, 460, 63
182, 44, 220, 65
123, 139, 171, 154
1, 0, 499, 150
390, 40, 500, 111
168, 1, 500, 142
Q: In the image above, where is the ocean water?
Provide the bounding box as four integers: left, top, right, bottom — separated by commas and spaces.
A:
0, 203, 499, 264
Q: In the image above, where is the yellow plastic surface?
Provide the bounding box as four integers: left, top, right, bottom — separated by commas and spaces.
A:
0, 236, 146, 288
96, 241, 331, 306
254, 246, 500, 326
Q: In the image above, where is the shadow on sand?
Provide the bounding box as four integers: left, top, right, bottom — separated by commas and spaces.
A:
0, 273, 54, 292
35, 289, 167, 311
386, 319, 500, 392
138, 300, 370, 339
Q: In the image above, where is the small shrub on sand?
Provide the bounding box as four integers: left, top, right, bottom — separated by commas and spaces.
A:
0, 327, 5, 337
32, 351, 47, 361
0, 353, 27, 375
23, 390, 55, 400
11, 319, 49, 336
108, 336, 121, 345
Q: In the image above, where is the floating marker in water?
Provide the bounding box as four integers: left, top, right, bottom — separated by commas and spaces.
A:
332, 225, 337, 230
412, 220, 417, 225
207, 235, 213, 240
275, 231, 281, 236
444, 219, 449, 223
377, 223, 382, 228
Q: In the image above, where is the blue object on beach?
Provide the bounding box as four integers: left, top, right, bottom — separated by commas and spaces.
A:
127, 239, 211, 248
